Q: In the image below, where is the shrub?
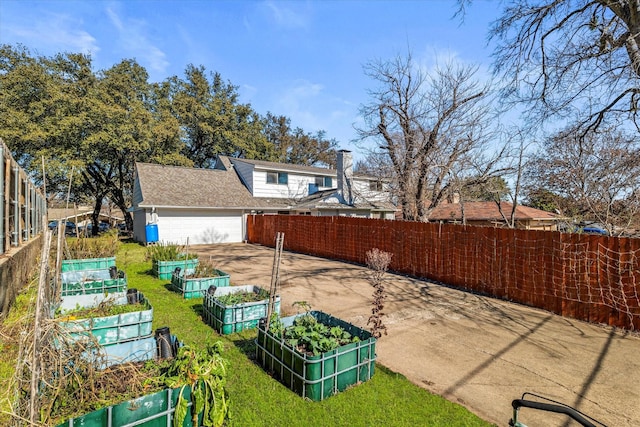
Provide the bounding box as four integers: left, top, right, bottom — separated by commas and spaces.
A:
145, 242, 197, 262
64, 230, 120, 259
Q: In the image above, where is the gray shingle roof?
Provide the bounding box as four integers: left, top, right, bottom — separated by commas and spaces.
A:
135, 162, 288, 209
135, 158, 396, 212
230, 158, 334, 175
227, 157, 388, 181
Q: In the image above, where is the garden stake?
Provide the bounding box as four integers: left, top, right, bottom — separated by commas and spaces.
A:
266, 232, 284, 332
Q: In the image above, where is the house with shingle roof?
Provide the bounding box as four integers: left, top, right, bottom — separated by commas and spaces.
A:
428, 200, 564, 231
131, 150, 396, 244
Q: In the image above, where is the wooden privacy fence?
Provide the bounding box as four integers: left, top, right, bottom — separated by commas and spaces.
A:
247, 215, 640, 330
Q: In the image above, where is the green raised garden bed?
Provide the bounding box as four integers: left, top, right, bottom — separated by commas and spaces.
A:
61, 256, 117, 273
256, 311, 376, 401
56, 294, 153, 346
153, 258, 199, 281
56, 385, 198, 427
171, 269, 230, 299
203, 285, 279, 334
60, 268, 127, 296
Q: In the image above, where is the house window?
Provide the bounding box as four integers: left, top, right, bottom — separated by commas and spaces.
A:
369, 180, 383, 191
315, 176, 333, 187
267, 172, 288, 185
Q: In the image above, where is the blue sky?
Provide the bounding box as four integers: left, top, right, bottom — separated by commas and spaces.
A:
0, 0, 500, 160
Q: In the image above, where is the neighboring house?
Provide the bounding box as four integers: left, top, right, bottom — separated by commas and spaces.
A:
131, 150, 396, 244
428, 201, 564, 231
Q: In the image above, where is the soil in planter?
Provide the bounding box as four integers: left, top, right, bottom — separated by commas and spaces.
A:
270, 313, 360, 357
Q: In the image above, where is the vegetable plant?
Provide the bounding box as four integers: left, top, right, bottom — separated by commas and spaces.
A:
152, 342, 229, 427
268, 311, 360, 357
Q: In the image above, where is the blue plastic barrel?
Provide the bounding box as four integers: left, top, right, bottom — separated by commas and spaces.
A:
145, 223, 159, 243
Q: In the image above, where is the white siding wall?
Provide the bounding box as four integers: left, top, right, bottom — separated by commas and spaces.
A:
155, 208, 244, 244
252, 171, 333, 199
231, 161, 255, 194
353, 178, 390, 202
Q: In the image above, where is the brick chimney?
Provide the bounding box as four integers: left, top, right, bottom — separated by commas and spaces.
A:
337, 149, 354, 205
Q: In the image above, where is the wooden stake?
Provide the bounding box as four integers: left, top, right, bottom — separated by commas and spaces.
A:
266, 232, 284, 331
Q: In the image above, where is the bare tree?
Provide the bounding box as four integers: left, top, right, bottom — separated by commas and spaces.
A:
525, 128, 640, 234
491, 0, 640, 135
357, 53, 509, 221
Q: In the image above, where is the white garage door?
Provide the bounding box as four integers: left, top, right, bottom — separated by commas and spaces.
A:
156, 209, 244, 244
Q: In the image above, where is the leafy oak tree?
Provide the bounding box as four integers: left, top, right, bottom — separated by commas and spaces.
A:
262, 112, 338, 167
171, 65, 272, 167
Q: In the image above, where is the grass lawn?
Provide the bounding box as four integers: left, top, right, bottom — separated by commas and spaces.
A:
1, 240, 495, 426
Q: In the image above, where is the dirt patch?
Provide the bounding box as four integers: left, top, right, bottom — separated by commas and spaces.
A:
194, 243, 640, 426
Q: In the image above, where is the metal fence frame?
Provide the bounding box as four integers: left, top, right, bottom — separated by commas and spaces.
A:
0, 139, 47, 254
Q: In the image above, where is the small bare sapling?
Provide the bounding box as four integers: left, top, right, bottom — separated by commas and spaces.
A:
366, 248, 392, 338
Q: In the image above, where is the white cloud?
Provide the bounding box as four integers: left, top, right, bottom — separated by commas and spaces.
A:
7, 13, 99, 56
105, 6, 169, 76
263, 1, 310, 29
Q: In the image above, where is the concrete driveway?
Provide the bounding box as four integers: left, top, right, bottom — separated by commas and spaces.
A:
193, 243, 640, 426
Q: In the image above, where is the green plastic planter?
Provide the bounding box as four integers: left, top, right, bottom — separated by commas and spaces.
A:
56, 385, 200, 427
61, 257, 116, 272
255, 311, 376, 401
152, 258, 199, 280
203, 285, 279, 334
61, 277, 127, 296
171, 269, 230, 299
56, 297, 153, 346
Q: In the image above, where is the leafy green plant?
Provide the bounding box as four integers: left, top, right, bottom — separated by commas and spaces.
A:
152, 342, 229, 427
146, 242, 197, 262
215, 288, 269, 305
268, 309, 360, 356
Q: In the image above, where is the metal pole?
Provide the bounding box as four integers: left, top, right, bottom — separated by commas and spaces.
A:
0, 145, 4, 254
24, 180, 30, 241
13, 165, 19, 246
